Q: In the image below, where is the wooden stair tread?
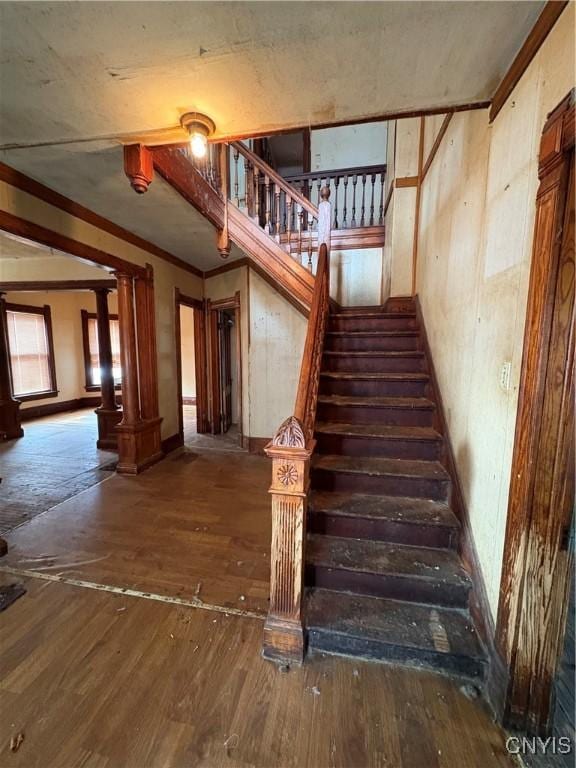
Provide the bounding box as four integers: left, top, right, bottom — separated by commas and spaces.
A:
326, 330, 419, 337
324, 350, 424, 358
306, 588, 484, 661
310, 492, 458, 527
330, 312, 416, 319
315, 422, 441, 441
312, 455, 450, 481
307, 535, 470, 585
318, 395, 435, 409
320, 372, 429, 381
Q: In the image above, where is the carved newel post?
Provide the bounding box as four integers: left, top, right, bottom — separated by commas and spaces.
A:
0, 292, 23, 441
264, 416, 312, 663
94, 288, 122, 449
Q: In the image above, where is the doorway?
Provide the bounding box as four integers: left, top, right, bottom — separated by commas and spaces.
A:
207, 293, 242, 447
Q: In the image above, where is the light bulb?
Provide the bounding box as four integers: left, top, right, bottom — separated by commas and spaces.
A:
190, 131, 207, 159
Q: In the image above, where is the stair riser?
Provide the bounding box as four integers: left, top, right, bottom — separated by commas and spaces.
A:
325, 336, 420, 352
315, 433, 442, 460
323, 356, 426, 373
308, 630, 485, 680
329, 317, 418, 332
306, 566, 470, 608
309, 512, 458, 548
320, 377, 428, 398
311, 468, 450, 501
316, 403, 435, 427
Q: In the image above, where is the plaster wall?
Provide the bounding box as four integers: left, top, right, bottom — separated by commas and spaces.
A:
248, 270, 307, 439
415, 5, 575, 619
0, 180, 203, 440
330, 248, 383, 307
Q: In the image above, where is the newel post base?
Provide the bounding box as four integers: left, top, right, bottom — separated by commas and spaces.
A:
95, 407, 123, 450
116, 417, 163, 475
0, 399, 23, 441
263, 416, 312, 665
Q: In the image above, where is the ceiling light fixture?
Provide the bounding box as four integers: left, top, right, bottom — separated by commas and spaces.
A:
180, 112, 216, 159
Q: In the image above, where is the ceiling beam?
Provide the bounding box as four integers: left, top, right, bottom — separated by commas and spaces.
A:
0, 280, 117, 292
0, 162, 202, 278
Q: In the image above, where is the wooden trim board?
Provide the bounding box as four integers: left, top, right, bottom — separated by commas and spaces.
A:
489, 1, 569, 122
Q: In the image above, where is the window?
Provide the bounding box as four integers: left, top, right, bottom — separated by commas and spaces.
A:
6, 303, 57, 401
81, 310, 122, 390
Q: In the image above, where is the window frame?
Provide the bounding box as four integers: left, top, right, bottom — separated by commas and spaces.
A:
6, 301, 58, 402
80, 309, 122, 392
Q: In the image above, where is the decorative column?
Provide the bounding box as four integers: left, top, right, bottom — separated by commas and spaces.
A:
0, 292, 23, 441
264, 416, 312, 664
114, 272, 162, 474
94, 288, 122, 449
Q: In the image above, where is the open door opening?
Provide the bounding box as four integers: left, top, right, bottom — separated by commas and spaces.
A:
207, 293, 242, 448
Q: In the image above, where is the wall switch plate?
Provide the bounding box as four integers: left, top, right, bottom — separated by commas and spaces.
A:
500, 361, 512, 391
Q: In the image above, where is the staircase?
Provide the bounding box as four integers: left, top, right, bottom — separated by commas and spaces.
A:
304, 302, 486, 682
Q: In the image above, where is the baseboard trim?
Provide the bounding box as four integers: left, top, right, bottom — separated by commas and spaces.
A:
20, 397, 103, 421
243, 436, 271, 455
414, 295, 500, 696
162, 432, 184, 455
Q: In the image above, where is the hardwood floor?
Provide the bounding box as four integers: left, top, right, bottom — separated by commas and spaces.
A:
1, 448, 272, 616
0, 431, 517, 766
0, 409, 116, 534
183, 404, 243, 452
0, 574, 516, 768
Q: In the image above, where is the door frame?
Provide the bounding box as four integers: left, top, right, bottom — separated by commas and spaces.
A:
206, 291, 242, 442
495, 90, 575, 734
174, 289, 209, 441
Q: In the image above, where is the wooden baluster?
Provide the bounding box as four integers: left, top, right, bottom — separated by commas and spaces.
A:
316, 178, 322, 208
244, 158, 253, 214
342, 175, 349, 229
307, 212, 314, 271
253, 167, 260, 224
286, 196, 293, 255
360, 173, 367, 227
369, 173, 376, 226
233, 147, 240, 206
351, 174, 358, 227
378, 171, 385, 225
333, 176, 339, 229
264, 175, 271, 234
274, 183, 281, 241
298, 206, 304, 263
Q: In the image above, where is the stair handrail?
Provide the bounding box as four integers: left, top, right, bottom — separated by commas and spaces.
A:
262, 190, 331, 665
231, 141, 318, 220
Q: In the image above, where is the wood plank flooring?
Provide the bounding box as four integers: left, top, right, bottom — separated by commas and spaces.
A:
1, 448, 272, 616
0, 426, 518, 766
0, 574, 516, 768
0, 409, 116, 534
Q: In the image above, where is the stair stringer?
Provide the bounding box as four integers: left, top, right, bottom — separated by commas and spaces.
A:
152, 147, 314, 314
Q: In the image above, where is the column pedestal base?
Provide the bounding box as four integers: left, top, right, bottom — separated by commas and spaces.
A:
0, 399, 23, 441
116, 417, 163, 474
262, 615, 305, 665
95, 407, 122, 450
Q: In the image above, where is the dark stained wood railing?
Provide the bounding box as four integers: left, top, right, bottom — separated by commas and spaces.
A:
263, 194, 331, 664
283, 164, 386, 229
230, 141, 322, 272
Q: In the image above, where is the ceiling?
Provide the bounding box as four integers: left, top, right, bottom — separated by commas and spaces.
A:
0, 230, 64, 259
0, 1, 545, 271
